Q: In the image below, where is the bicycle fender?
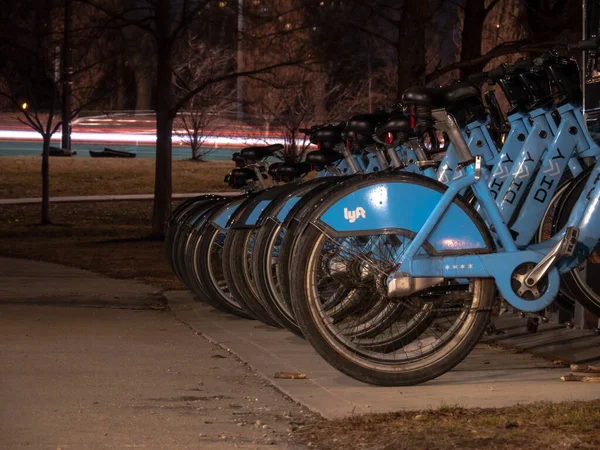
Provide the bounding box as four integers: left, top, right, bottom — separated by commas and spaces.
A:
312, 173, 492, 253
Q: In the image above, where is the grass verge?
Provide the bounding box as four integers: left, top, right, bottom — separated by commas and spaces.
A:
0, 201, 183, 290
296, 401, 600, 450
0, 156, 233, 198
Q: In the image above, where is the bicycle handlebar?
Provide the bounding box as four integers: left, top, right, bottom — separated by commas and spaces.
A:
467, 38, 600, 85
568, 37, 600, 51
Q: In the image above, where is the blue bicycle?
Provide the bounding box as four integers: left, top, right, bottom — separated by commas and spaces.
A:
286, 41, 600, 385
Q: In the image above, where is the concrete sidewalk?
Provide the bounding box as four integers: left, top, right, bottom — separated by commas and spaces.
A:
0, 258, 312, 449
0, 257, 162, 308
0, 191, 237, 205
3, 256, 600, 446
168, 291, 600, 420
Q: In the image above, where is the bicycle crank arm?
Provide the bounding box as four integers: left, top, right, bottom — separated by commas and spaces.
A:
524, 226, 579, 287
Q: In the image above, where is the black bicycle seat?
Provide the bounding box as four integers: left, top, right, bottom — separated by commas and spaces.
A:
240, 143, 284, 161
267, 162, 283, 178
402, 82, 480, 108
231, 152, 246, 168
345, 112, 389, 137
374, 112, 412, 142
305, 149, 344, 166
225, 168, 258, 189
274, 162, 312, 182
309, 125, 344, 145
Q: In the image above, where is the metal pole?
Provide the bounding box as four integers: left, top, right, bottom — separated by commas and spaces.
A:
61, 0, 73, 150
236, 0, 244, 122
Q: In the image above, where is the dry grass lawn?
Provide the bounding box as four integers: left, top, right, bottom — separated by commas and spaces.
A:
0, 201, 183, 290
0, 156, 234, 198
297, 401, 600, 450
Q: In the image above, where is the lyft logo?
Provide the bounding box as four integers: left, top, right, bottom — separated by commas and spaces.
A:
343, 207, 366, 223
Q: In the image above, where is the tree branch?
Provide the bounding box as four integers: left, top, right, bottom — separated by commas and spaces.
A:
485, 0, 501, 14
75, 0, 158, 39
348, 21, 396, 47
172, 58, 312, 115
425, 39, 539, 83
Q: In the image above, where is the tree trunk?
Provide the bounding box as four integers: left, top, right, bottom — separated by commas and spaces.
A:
151, 0, 173, 238
459, 0, 487, 79
192, 129, 200, 160
41, 134, 51, 225
152, 105, 174, 237
135, 64, 153, 111
396, 2, 427, 98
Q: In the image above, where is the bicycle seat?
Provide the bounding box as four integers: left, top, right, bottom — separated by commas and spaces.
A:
231, 152, 246, 168
267, 162, 283, 178
225, 168, 257, 189
402, 82, 480, 108
270, 162, 312, 182
310, 125, 344, 144
305, 149, 344, 166
345, 112, 389, 137
374, 112, 412, 142
240, 143, 284, 161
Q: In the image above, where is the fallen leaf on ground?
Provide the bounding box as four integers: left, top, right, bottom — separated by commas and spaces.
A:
562, 374, 585, 382
274, 372, 307, 380
570, 364, 600, 373
561, 374, 600, 382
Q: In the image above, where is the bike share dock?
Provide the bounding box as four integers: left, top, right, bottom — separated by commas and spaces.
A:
168, 291, 600, 420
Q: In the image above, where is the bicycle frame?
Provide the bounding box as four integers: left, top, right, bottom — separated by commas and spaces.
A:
392, 109, 600, 312
436, 103, 598, 248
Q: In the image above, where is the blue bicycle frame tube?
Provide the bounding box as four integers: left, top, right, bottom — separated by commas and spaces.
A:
486, 112, 531, 200
495, 107, 556, 221
512, 104, 600, 245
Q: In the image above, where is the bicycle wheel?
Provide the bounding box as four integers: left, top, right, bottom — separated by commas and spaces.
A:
166, 195, 224, 271
289, 174, 496, 386
186, 203, 253, 319
251, 178, 337, 336
171, 199, 225, 283
553, 167, 600, 316
222, 226, 282, 326
277, 178, 352, 315
252, 218, 304, 334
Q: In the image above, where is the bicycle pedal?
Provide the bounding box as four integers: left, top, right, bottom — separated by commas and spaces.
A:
561, 226, 579, 257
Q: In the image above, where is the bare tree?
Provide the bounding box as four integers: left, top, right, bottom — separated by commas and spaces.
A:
80, 0, 310, 237
425, 0, 580, 83
0, 0, 109, 224
248, 66, 369, 161
173, 37, 236, 161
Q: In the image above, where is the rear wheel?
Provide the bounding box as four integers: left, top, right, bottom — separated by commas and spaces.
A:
552, 167, 600, 316
222, 227, 281, 326
290, 223, 496, 386
252, 219, 304, 335
288, 174, 497, 385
